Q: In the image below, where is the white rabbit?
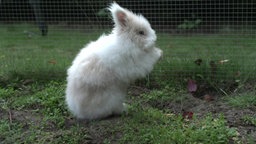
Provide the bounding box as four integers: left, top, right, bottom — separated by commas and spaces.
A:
65, 2, 162, 120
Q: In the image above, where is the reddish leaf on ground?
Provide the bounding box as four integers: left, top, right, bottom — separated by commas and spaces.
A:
204, 94, 214, 102
48, 59, 57, 64
188, 79, 197, 93
234, 71, 241, 77
182, 111, 194, 119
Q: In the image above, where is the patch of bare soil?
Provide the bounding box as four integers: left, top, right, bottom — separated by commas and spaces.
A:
128, 85, 256, 143
63, 115, 123, 144
0, 109, 43, 128
151, 94, 256, 143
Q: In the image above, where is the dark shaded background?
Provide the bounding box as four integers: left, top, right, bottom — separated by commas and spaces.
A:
0, 0, 255, 24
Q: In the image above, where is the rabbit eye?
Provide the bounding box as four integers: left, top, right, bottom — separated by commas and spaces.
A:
138, 30, 145, 36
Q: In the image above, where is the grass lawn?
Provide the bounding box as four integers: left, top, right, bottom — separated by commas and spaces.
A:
0, 23, 256, 143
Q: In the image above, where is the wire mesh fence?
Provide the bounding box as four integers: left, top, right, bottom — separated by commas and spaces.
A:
1, 1, 255, 31
0, 0, 255, 93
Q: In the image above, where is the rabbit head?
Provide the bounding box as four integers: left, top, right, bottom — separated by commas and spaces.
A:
109, 2, 157, 50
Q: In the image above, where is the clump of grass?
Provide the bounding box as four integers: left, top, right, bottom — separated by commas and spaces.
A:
0, 118, 90, 144
0, 80, 83, 143
138, 85, 187, 110
242, 115, 256, 126
0, 120, 24, 143
3, 81, 69, 128
120, 106, 239, 144
226, 93, 256, 108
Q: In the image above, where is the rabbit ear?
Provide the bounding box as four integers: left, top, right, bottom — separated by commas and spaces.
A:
109, 2, 128, 27
115, 10, 127, 26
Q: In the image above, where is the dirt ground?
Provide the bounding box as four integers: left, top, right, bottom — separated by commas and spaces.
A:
171, 96, 256, 141
1, 86, 255, 143
128, 85, 256, 143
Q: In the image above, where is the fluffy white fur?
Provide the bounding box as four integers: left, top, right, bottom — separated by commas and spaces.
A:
65, 2, 162, 120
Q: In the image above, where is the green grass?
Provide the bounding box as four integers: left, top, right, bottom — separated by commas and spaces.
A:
120, 112, 238, 144
0, 119, 90, 143
155, 33, 256, 93
0, 23, 103, 83
242, 115, 256, 126
0, 83, 240, 143
226, 92, 256, 108
1, 23, 256, 143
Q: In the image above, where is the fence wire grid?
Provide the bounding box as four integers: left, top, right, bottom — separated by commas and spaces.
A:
0, 0, 256, 91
